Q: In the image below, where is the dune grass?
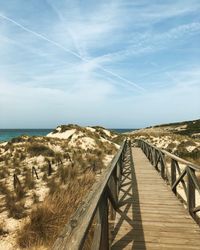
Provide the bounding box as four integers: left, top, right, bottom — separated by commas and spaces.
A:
27, 143, 55, 157
0, 126, 119, 249
17, 171, 95, 249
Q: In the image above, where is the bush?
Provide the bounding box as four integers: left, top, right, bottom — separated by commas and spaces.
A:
27, 144, 55, 157
5, 191, 26, 219
15, 185, 26, 200
24, 171, 35, 189
11, 136, 26, 143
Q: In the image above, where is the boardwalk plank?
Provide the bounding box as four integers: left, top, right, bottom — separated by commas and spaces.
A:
111, 147, 200, 250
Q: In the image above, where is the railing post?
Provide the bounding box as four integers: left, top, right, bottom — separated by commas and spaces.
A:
13, 174, 21, 189
99, 193, 109, 250
187, 168, 195, 219
32, 166, 39, 179
91, 207, 102, 250
116, 162, 121, 192
108, 174, 118, 220
154, 150, 159, 170
171, 159, 177, 194
160, 152, 166, 180
151, 148, 155, 167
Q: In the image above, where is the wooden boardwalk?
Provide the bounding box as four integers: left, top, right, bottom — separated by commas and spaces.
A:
111, 147, 200, 250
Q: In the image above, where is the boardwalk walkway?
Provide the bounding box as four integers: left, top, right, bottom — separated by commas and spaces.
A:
111, 147, 200, 250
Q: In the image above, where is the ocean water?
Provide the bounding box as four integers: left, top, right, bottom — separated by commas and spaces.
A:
0, 129, 52, 142
111, 129, 136, 133
0, 128, 136, 142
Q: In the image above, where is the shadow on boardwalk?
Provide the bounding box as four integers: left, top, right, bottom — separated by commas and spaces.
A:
111, 146, 146, 249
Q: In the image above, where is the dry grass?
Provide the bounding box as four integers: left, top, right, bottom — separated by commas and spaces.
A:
47, 178, 58, 195
42, 172, 48, 182
27, 143, 55, 157
18, 172, 95, 248
0, 126, 118, 249
24, 171, 35, 189
58, 164, 77, 184
0, 180, 26, 218
131, 130, 200, 166
0, 167, 9, 179
32, 192, 39, 204
12, 157, 20, 168
0, 155, 6, 162
15, 167, 21, 175
0, 181, 10, 196
0, 221, 7, 236
85, 154, 104, 172
3, 189, 27, 219
15, 185, 26, 200
7, 199, 26, 219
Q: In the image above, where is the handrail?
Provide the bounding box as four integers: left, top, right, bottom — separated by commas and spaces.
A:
137, 139, 200, 224
52, 139, 129, 250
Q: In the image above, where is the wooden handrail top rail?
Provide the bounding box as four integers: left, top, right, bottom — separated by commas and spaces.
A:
138, 139, 200, 171
138, 139, 200, 224
52, 140, 127, 250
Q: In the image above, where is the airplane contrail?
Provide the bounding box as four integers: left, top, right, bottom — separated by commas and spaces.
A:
0, 14, 145, 91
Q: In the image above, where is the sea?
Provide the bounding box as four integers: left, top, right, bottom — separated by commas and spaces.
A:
0, 128, 135, 142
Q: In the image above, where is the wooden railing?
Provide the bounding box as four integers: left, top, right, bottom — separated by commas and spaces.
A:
138, 139, 200, 224
52, 139, 129, 250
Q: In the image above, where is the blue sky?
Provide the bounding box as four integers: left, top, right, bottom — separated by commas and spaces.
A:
0, 0, 200, 128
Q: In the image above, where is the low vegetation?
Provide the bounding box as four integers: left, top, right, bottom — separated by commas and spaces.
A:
18, 172, 95, 248
153, 119, 200, 138
27, 143, 55, 157
0, 125, 121, 249
129, 119, 200, 165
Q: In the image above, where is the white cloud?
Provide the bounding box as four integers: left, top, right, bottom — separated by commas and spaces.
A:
0, 0, 199, 127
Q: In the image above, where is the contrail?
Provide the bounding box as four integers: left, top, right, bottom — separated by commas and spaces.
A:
0, 14, 84, 60
0, 13, 145, 91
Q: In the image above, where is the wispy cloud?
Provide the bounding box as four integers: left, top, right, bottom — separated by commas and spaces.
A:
0, 0, 199, 127
94, 22, 200, 65
0, 12, 144, 92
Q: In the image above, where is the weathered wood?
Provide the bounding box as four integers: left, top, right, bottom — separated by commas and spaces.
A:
32, 166, 39, 179
52, 139, 200, 250
47, 159, 52, 176
13, 173, 21, 188
52, 140, 127, 250
193, 205, 200, 213
99, 193, 109, 250
139, 140, 200, 171
91, 208, 101, 250
108, 174, 118, 220
187, 168, 196, 219
171, 159, 177, 193
160, 152, 166, 179
112, 147, 200, 250
138, 139, 200, 225
162, 150, 200, 171
176, 163, 187, 195
187, 167, 200, 193
171, 169, 186, 192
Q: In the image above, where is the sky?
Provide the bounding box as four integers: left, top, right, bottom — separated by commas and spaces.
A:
0, 0, 200, 129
